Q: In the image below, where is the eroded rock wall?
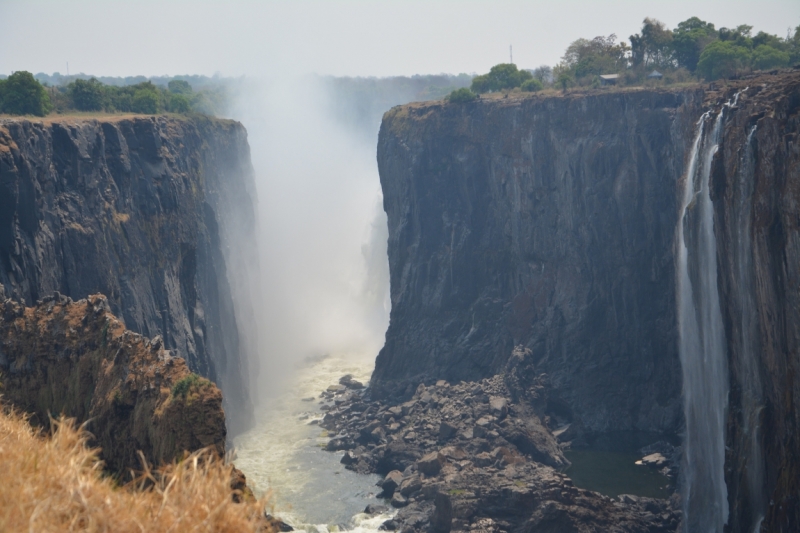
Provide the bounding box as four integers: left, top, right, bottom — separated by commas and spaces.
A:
374, 70, 800, 531
373, 88, 703, 438
711, 73, 800, 533
0, 294, 226, 475
0, 116, 257, 434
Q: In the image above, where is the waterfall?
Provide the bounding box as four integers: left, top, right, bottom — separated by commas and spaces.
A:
676, 100, 734, 532
733, 125, 765, 532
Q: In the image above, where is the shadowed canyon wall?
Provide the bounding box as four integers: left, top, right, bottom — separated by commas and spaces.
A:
0, 115, 258, 435
373, 70, 800, 530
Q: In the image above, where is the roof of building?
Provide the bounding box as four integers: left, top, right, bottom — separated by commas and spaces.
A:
599, 74, 620, 80
648, 70, 663, 78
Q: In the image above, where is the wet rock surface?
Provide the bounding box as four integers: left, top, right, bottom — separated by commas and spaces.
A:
320, 374, 679, 532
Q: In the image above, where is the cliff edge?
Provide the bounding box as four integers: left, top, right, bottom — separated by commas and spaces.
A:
0, 293, 226, 475
0, 115, 259, 435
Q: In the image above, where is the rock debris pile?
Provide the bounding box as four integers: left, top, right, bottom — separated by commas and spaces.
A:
317, 372, 680, 533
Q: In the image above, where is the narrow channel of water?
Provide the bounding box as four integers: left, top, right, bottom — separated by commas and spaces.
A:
233, 355, 392, 532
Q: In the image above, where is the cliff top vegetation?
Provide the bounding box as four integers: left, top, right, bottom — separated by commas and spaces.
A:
447, 16, 800, 102
0, 405, 269, 532
0, 73, 226, 117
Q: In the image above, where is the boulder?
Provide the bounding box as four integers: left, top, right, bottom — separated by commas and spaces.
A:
432, 492, 453, 533
399, 474, 423, 497
340, 451, 358, 465
380, 470, 404, 495
326, 436, 355, 451
417, 451, 445, 476
489, 397, 508, 419
340, 374, 365, 390
640, 453, 667, 467
438, 421, 458, 441
390, 492, 408, 508
364, 504, 390, 515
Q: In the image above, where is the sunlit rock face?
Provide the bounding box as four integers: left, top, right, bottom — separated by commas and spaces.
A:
374, 71, 800, 531
0, 294, 227, 475
0, 115, 257, 435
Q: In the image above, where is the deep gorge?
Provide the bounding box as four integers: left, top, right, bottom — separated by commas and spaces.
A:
0, 70, 798, 532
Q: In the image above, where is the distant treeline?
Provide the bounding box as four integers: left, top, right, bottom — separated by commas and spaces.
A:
0, 72, 228, 117
321, 74, 473, 139
448, 17, 800, 101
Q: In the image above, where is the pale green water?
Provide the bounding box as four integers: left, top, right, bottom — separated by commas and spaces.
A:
564, 450, 673, 499
233, 355, 393, 532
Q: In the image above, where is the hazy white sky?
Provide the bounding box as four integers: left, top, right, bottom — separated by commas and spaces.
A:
1, 0, 798, 78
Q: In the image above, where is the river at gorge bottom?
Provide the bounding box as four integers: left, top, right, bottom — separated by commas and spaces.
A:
233, 355, 392, 533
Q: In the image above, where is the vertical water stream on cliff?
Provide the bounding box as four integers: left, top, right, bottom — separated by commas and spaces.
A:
732, 125, 765, 532
677, 104, 730, 532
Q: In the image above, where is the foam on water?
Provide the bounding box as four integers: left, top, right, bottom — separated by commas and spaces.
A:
233, 355, 393, 532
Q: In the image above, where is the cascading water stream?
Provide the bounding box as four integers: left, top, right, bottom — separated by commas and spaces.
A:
676, 95, 740, 532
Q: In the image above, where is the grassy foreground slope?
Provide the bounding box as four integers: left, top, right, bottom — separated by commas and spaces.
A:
0, 407, 268, 532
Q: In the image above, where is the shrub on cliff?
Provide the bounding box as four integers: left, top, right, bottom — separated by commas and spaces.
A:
168, 93, 192, 113
446, 88, 477, 103
172, 373, 212, 399
470, 63, 533, 93
0, 71, 52, 116
68, 77, 106, 111
131, 87, 160, 114
520, 79, 544, 92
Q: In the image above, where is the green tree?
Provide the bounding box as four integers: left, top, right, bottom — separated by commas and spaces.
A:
0, 71, 52, 116
718, 25, 754, 48
69, 78, 105, 111
470, 63, 533, 93
554, 67, 574, 92
696, 40, 751, 80
131, 88, 159, 114
561, 34, 629, 80
520, 79, 543, 92
532, 65, 552, 84
751, 44, 790, 70
672, 17, 718, 72
630, 18, 674, 69
446, 88, 477, 103
168, 80, 192, 95
168, 93, 192, 113
789, 24, 800, 65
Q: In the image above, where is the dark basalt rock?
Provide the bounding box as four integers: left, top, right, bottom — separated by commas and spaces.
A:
319, 372, 679, 532
372, 85, 703, 443
0, 116, 259, 435
372, 70, 800, 530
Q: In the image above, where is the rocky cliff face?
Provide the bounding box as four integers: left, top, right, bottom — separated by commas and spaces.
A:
374, 87, 703, 439
0, 115, 258, 434
710, 73, 800, 533
374, 70, 800, 530
0, 294, 226, 475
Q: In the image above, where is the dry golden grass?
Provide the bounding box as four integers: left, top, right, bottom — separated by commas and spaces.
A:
0, 406, 270, 532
